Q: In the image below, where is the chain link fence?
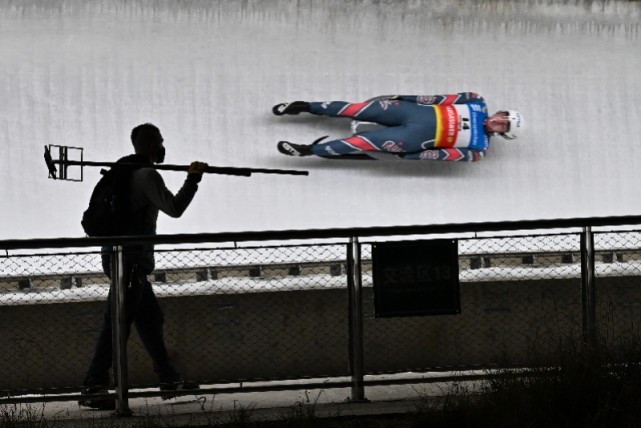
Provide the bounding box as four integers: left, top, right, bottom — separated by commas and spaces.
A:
1, 227, 641, 399
359, 232, 587, 374
594, 231, 641, 358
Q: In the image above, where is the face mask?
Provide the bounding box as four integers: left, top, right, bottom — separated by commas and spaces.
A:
156, 145, 166, 164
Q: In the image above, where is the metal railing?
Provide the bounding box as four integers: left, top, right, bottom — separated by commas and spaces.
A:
2, 215, 641, 415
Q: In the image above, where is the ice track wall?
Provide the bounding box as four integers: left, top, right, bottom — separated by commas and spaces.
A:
1, 0, 640, 239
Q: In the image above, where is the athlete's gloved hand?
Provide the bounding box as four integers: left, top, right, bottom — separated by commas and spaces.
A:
187, 161, 208, 183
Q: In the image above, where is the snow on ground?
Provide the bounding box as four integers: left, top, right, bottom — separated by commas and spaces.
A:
4, 228, 641, 280
4, 259, 641, 306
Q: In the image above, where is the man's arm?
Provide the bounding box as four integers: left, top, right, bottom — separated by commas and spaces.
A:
402, 148, 486, 162
138, 162, 207, 218
396, 92, 483, 105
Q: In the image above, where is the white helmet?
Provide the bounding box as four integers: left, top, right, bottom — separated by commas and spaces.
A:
498, 110, 524, 140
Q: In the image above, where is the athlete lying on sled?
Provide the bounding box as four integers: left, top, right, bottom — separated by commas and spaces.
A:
273, 92, 523, 161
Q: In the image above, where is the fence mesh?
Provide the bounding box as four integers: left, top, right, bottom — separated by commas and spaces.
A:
361, 233, 583, 373
594, 231, 641, 358
1, 229, 641, 396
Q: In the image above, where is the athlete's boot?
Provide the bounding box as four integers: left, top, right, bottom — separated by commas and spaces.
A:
277, 141, 313, 157
272, 101, 311, 116
277, 136, 328, 157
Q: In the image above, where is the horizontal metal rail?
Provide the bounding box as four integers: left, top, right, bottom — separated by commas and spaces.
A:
3, 214, 641, 251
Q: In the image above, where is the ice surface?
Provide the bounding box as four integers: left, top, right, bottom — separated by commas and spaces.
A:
1, 0, 640, 241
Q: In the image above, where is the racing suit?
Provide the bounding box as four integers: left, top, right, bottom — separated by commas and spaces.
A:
309, 92, 490, 161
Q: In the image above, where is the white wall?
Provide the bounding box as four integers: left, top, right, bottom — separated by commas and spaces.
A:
1, 0, 640, 240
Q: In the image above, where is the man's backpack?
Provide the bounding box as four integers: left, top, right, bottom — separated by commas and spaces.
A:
81, 155, 150, 237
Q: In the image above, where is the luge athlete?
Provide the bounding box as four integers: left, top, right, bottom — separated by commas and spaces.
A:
273, 92, 523, 161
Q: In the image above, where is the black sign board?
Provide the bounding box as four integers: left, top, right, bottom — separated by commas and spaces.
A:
372, 239, 460, 317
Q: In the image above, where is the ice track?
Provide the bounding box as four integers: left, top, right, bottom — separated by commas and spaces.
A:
1, 0, 640, 239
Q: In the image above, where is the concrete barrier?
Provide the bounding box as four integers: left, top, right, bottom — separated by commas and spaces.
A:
1, 276, 640, 391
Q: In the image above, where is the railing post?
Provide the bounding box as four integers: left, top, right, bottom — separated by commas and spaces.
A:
347, 236, 366, 402
111, 246, 131, 416
581, 226, 597, 349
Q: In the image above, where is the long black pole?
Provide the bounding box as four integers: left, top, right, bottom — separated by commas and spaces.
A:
56, 160, 309, 176
53, 159, 308, 177
44, 145, 308, 178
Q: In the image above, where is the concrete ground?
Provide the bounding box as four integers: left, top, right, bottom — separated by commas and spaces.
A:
9, 373, 473, 427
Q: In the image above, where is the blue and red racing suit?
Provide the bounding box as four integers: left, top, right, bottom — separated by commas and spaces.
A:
309, 92, 489, 161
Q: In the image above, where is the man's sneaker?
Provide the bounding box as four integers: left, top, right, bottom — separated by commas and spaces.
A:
78, 387, 116, 410
160, 379, 201, 400
272, 101, 311, 116
277, 141, 314, 157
